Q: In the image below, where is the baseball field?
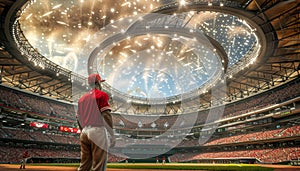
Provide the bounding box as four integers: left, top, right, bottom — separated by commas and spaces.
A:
1, 163, 300, 171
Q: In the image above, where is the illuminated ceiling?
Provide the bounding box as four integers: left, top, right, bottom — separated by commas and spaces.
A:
18, 0, 259, 100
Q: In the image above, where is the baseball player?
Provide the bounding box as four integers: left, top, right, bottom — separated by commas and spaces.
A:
20, 150, 29, 169
76, 73, 115, 171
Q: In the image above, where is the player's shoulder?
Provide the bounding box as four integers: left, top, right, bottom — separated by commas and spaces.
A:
95, 89, 109, 96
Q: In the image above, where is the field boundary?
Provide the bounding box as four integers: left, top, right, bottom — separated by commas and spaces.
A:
1, 163, 300, 171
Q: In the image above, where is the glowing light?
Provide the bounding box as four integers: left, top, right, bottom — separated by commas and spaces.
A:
179, 0, 186, 6
41, 11, 53, 17
52, 4, 62, 9
25, 13, 32, 20
56, 21, 68, 26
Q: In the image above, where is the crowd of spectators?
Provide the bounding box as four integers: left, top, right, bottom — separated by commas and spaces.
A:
0, 145, 126, 164
0, 146, 79, 163
0, 127, 79, 145
169, 146, 300, 163
223, 80, 300, 118
0, 86, 75, 121
176, 124, 300, 147
203, 125, 300, 146
194, 146, 300, 163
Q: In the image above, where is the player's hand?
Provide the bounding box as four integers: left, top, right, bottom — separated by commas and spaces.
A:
110, 135, 116, 148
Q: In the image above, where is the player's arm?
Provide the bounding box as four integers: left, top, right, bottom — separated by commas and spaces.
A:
100, 92, 116, 147
102, 110, 114, 135
102, 110, 116, 147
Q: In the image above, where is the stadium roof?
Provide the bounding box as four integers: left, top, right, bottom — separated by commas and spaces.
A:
0, 0, 299, 114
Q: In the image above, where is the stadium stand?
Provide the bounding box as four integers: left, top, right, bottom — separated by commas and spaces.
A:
0, 78, 299, 164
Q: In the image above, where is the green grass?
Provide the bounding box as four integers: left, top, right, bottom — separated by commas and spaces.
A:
25, 163, 275, 171
108, 163, 274, 171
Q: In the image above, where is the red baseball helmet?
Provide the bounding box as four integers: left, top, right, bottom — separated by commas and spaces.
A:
88, 73, 105, 85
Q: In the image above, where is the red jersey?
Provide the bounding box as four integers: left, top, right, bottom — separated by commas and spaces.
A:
23, 151, 29, 158
77, 88, 111, 128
